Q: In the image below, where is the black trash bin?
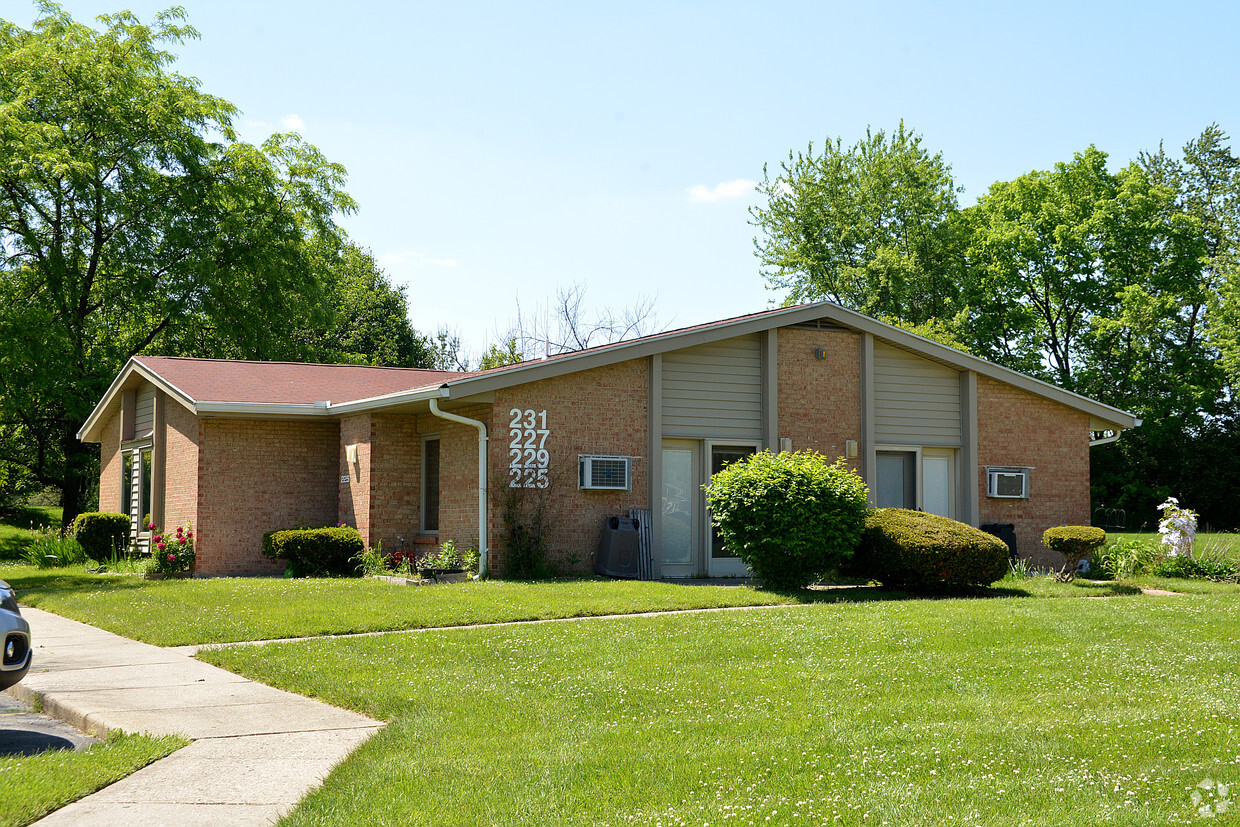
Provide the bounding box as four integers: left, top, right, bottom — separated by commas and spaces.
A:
980, 523, 1018, 563
596, 515, 641, 578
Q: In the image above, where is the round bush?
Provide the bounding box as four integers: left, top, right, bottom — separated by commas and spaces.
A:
262, 526, 364, 577
1043, 525, 1106, 580
852, 508, 1008, 590
703, 450, 869, 589
71, 512, 130, 562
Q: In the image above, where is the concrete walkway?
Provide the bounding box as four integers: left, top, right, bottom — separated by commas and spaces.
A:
7, 608, 382, 826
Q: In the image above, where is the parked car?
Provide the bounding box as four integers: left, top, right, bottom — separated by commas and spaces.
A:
0, 581, 31, 690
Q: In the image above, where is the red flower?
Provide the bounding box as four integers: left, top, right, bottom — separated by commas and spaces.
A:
157, 541, 166, 550
167, 554, 175, 561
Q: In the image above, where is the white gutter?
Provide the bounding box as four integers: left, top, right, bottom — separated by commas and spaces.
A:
193, 401, 334, 417
428, 396, 489, 578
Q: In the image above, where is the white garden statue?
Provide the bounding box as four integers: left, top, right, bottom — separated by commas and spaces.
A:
1157, 497, 1197, 558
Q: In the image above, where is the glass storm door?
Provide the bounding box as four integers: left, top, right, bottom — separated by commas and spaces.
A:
660, 440, 699, 577
876, 451, 916, 509
706, 443, 758, 578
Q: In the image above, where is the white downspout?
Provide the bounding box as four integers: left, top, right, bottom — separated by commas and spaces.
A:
429, 396, 489, 578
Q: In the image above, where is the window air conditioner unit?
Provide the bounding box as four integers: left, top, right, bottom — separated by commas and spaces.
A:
579, 455, 632, 491
986, 467, 1029, 499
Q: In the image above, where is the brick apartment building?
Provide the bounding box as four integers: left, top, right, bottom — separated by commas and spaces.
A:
78, 302, 1140, 576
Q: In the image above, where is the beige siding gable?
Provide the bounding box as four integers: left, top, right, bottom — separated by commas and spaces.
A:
134, 384, 156, 438
662, 334, 763, 439
874, 342, 962, 445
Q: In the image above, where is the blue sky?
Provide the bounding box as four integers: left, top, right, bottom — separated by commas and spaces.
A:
32, 1, 1240, 360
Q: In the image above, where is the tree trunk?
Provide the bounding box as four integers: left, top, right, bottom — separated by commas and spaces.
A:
59, 426, 95, 528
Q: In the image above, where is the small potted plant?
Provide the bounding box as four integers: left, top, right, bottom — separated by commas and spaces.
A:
416, 540, 477, 583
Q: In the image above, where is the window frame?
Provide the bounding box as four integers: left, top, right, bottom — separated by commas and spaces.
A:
421, 434, 441, 535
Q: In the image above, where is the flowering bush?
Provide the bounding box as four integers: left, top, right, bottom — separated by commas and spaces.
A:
147, 523, 194, 574
1157, 497, 1197, 558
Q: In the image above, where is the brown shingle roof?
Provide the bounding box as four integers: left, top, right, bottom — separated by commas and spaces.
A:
135, 356, 465, 405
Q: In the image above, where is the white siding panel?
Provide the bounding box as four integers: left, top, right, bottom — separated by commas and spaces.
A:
662, 335, 763, 438
134, 385, 156, 437
874, 342, 961, 445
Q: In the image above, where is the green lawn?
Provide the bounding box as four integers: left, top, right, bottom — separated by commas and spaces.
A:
0, 567, 812, 646
0, 732, 185, 826
0, 562, 1158, 648
0, 507, 60, 561
197, 589, 1240, 826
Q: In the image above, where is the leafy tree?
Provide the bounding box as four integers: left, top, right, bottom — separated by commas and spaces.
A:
478, 337, 524, 370
750, 123, 964, 323
0, 4, 354, 524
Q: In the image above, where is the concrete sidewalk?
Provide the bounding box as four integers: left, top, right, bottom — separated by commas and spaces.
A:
7, 608, 382, 826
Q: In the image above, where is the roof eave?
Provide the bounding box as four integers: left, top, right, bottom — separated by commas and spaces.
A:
77, 358, 198, 443
328, 385, 447, 415
436, 300, 1141, 429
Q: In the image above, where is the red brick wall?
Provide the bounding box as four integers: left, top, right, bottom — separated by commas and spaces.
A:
197, 419, 339, 575
776, 327, 863, 473
161, 396, 199, 535
489, 360, 649, 575
98, 411, 121, 514
339, 415, 371, 543
367, 413, 421, 552
977, 375, 1091, 568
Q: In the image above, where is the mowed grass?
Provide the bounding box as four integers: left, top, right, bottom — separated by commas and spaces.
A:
0, 732, 185, 826
0, 507, 60, 560
0, 566, 810, 646
0, 561, 1158, 648
201, 592, 1240, 826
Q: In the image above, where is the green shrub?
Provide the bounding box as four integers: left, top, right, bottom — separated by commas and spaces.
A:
21, 525, 88, 568
1150, 552, 1238, 582
852, 509, 1008, 590
71, 512, 130, 562
262, 526, 363, 577
703, 451, 869, 590
1043, 526, 1106, 582
1091, 538, 1157, 580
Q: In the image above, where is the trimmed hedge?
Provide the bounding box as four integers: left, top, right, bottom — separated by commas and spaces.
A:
72, 512, 130, 562
703, 450, 870, 589
261, 526, 363, 577
852, 508, 1008, 590
1044, 525, 1106, 580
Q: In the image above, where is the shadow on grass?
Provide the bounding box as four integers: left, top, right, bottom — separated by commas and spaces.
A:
753, 578, 1143, 604
0, 570, 154, 602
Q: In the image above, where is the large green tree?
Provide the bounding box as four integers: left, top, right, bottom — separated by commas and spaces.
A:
0, 4, 357, 523
755, 124, 1240, 528
750, 123, 965, 324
